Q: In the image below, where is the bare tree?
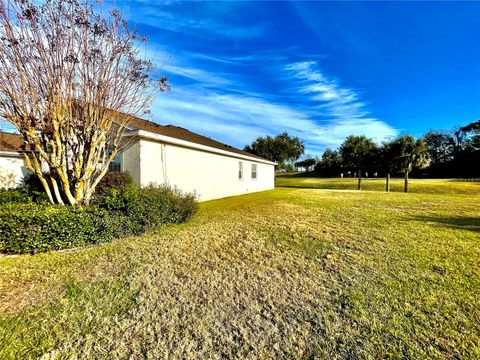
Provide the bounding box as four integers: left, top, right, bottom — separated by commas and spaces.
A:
0, 0, 168, 204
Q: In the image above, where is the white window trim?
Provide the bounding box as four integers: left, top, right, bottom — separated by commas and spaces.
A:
238, 161, 243, 180
251, 163, 257, 180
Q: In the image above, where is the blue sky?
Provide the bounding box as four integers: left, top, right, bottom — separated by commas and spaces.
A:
111, 0, 480, 155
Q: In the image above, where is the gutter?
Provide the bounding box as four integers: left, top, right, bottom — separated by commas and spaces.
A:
0, 151, 23, 158
129, 129, 277, 166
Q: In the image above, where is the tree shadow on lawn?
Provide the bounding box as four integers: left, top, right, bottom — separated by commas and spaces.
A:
275, 185, 319, 189
412, 215, 480, 233
445, 178, 480, 183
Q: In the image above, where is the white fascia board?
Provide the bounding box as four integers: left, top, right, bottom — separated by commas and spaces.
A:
132, 129, 277, 166
0, 151, 23, 158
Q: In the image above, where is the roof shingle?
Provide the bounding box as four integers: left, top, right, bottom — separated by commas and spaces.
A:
126, 116, 272, 163
0, 132, 23, 152
0, 116, 273, 164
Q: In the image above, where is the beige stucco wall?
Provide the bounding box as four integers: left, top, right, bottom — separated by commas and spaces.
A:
122, 139, 275, 201
0, 153, 30, 189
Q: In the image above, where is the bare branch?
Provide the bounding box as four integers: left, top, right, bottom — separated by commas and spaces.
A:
0, 0, 168, 204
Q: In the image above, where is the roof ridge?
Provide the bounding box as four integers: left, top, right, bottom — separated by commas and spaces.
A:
0, 113, 273, 163
126, 116, 272, 163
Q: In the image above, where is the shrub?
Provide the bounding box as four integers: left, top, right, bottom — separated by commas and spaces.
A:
0, 204, 112, 254
100, 186, 146, 236
0, 188, 49, 205
0, 175, 50, 205
98, 185, 198, 237
0, 184, 197, 254
137, 185, 198, 225
0, 189, 32, 205
22, 174, 51, 203
93, 172, 135, 200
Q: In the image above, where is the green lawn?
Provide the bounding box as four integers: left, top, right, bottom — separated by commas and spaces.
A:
1, 179, 479, 358
276, 175, 480, 194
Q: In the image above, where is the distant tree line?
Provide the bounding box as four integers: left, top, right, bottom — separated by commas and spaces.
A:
294, 158, 316, 172
314, 119, 480, 192
244, 119, 479, 193
244, 132, 304, 171
422, 120, 480, 178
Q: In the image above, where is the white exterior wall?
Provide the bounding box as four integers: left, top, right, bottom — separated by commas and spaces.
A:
139, 140, 167, 186
0, 152, 30, 189
122, 139, 275, 201
0, 135, 275, 201
121, 141, 141, 185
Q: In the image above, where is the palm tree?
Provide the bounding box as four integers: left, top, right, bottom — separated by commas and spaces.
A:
339, 135, 376, 190
391, 135, 430, 192
378, 141, 397, 192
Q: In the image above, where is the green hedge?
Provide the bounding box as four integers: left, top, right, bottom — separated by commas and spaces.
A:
0, 185, 198, 255
99, 185, 198, 237
93, 172, 136, 200
0, 204, 112, 254
0, 188, 49, 205
0, 189, 32, 205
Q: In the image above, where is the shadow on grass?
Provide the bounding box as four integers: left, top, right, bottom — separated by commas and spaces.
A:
275, 184, 359, 191
445, 178, 480, 183
275, 182, 361, 190
275, 172, 316, 178
413, 215, 480, 233
275, 185, 319, 189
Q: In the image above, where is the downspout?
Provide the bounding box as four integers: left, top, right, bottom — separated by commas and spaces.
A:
162, 143, 168, 184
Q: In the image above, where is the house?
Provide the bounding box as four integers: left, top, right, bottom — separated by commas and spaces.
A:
0, 117, 276, 201
0, 132, 30, 189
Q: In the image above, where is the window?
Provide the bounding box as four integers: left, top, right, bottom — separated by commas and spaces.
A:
251, 164, 257, 179
108, 152, 122, 173
238, 161, 243, 180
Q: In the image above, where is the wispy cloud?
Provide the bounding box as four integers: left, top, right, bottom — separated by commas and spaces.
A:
282, 61, 398, 147
152, 88, 322, 150
146, 55, 398, 154
285, 61, 366, 116
113, 0, 268, 40
112, 2, 398, 155
151, 84, 397, 154
162, 64, 232, 88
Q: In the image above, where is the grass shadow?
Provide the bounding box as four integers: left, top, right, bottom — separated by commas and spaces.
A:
446, 178, 480, 183
275, 185, 322, 189
412, 215, 480, 233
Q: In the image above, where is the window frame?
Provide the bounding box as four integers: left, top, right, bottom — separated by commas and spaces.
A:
108, 150, 122, 173
251, 163, 257, 180
238, 161, 243, 180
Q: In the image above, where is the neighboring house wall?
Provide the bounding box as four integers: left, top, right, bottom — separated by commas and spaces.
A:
121, 138, 275, 201
0, 152, 30, 189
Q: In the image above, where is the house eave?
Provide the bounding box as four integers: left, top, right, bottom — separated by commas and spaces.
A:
127, 130, 277, 166
0, 150, 23, 158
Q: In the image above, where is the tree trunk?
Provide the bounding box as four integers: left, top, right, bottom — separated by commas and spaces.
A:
357, 169, 362, 190
386, 173, 390, 192
404, 171, 409, 193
